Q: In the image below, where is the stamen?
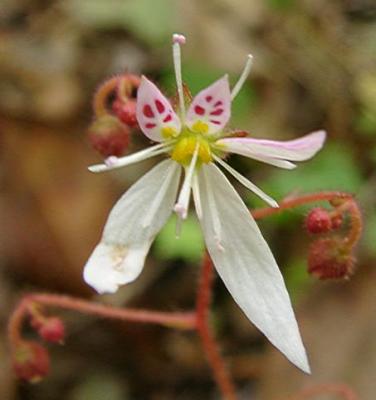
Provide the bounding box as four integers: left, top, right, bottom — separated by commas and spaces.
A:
105, 156, 119, 167
213, 155, 279, 208
231, 54, 253, 101
89, 142, 171, 173
174, 142, 199, 220
172, 33, 186, 120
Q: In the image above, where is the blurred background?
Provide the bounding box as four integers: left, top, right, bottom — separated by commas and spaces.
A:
1, 0, 376, 399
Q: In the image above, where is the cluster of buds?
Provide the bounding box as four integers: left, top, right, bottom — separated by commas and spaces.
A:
88, 74, 141, 158
305, 199, 360, 280
12, 304, 65, 383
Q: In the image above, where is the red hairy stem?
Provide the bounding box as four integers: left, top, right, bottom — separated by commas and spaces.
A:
342, 200, 362, 251
10, 293, 196, 333
117, 74, 141, 101
252, 191, 353, 220
8, 298, 30, 348
252, 191, 362, 250
288, 383, 359, 400
93, 76, 120, 118
196, 254, 238, 400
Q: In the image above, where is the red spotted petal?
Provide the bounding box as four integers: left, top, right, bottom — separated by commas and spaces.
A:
186, 76, 231, 134
136, 77, 181, 142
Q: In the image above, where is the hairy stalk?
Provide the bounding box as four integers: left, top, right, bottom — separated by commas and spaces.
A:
252, 191, 353, 220
252, 191, 362, 251
93, 76, 120, 118
196, 254, 238, 400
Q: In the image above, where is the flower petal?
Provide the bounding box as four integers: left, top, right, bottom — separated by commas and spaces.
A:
88, 143, 171, 173
195, 163, 310, 373
186, 76, 231, 135
216, 130, 326, 162
84, 159, 181, 294
136, 76, 182, 142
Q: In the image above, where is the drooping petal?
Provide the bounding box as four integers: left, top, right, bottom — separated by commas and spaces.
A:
136, 76, 182, 142
216, 130, 326, 162
195, 163, 310, 373
84, 159, 181, 294
186, 76, 231, 135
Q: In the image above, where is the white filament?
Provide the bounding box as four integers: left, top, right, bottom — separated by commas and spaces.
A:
213, 155, 279, 208
174, 142, 199, 219
231, 54, 253, 101
172, 33, 186, 120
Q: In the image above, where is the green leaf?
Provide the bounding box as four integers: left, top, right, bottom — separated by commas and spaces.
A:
154, 215, 205, 264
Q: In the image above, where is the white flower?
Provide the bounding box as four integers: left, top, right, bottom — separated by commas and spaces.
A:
84, 34, 326, 373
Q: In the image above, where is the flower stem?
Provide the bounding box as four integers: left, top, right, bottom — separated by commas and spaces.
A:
252, 191, 353, 220
252, 191, 362, 252
196, 254, 238, 400
8, 293, 196, 344
93, 76, 120, 118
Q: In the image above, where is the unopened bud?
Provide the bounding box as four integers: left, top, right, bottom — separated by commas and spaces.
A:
112, 99, 138, 128
331, 213, 343, 230
37, 317, 65, 344
88, 115, 130, 157
306, 208, 332, 234
308, 238, 355, 280
13, 342, 50, 383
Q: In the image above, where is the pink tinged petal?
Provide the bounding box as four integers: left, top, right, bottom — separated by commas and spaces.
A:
186, 76, 231, 134
84, 160, 182, 294
136, 76, 181, 142
216, 130, 326, 162
195, 163, 310, 373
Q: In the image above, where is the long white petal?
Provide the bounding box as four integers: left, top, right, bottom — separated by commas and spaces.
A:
216, 130, 326, 162
88, 143, 171, 173
196, 163, 310, 373
213, 155, 278, 208
84, 160, 181, 294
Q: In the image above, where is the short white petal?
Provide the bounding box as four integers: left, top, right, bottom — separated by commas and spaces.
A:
84, 159, 181, 294
197, 163, 310, 373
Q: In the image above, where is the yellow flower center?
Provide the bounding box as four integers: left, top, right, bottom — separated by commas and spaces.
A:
170, 124, 216, 166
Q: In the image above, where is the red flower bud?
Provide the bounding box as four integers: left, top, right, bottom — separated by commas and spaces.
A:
112, 99, 138, 128
306, 208, 332, 234
308, 237, 355, 280
37, 317, 65, 344
13, 342, 50, 383
331, 213, 343, 230
88, 115, 130, 157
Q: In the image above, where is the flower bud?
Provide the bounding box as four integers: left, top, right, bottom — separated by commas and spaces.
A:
112, 99, 138, 128
308, 238, 355, 280
306, 208, 332, 234
13, 341, 50, 383
37, 317, 65, 344
88, 115, 130, 157
331, 213, 343, 230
